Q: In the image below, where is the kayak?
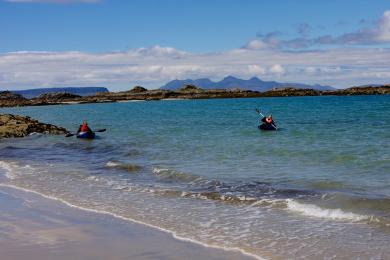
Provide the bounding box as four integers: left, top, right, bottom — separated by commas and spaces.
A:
258, 123, 277, 131
76, 131, 95, 139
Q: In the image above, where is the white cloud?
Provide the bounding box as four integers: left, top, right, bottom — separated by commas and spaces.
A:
247, 65, 265, 75
319, 66, 342, 74
242, 39, 270, 50
134, 45, 187, 58
305, 66, 317, 75
269, 64, 285, 75
375, 10, 390, 42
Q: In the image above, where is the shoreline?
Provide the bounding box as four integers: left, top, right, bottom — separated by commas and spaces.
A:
1, 85, 389, 108
0, 183, 259, 260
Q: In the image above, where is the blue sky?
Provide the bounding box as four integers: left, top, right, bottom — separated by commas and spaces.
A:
1, 0, 390, 90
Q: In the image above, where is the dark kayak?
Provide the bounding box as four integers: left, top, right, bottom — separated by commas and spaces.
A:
258, 123, 277, 131
76, 131, 95, 139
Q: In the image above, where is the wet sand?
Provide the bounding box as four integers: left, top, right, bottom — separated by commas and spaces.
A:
0, 186, 254, 260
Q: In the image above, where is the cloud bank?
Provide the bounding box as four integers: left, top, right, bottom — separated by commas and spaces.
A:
1, 44, 390, 91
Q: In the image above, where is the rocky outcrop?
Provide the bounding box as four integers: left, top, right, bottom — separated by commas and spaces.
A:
0, 84, 389, 108
178, 84, 202, 92
263, 87, 321, 97
0, 91, 30, 107
327, 85, 390, 95
28, 92, 83, 106
33, 92, 82, 102
128, 86, 148, 93
0, 114, 68, 138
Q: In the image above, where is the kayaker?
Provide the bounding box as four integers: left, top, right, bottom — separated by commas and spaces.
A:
77, 121, 92, 134
259, 114, 277, 130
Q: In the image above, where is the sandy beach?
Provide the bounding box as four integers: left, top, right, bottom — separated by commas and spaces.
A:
0, 185, 254, 260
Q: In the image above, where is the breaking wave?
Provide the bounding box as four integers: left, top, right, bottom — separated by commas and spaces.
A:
106, 161, 142, 172
286, 199, 370, 222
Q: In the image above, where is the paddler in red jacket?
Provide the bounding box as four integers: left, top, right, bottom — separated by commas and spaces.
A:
261, 115, 274, 125
77, 121, 92, 134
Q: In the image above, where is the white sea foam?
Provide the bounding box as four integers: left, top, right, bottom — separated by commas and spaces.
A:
152, 167, 169, 174
286, 199, 368, 222
249, 198, 285, 208
0, 161, 17, 180
85, 175, 99, 181
0, 161, 42, 180
236, 195, 257, 201
28, 132, 43, 136
21, 164, 36, 175
106, 161, 121, 167
0, 183, 265, 260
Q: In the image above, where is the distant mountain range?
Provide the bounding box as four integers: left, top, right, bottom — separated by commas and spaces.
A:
160, 76, 335, 92
12, 87, 109, 99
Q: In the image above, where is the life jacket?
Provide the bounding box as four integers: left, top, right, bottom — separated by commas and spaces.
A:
266, 117, 273, 124
80, 123, 89, 132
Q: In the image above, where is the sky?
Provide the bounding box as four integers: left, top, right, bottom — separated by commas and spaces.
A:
1, 0, 390, 91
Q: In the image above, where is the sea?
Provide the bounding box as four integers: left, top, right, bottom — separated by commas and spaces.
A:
1, 95, 389, 259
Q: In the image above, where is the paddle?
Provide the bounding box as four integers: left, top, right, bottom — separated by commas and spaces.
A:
256, 108, 278, 130
65, 128, 106, 137
255, 108, 265, 118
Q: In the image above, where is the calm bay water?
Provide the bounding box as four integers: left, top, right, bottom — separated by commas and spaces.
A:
1, 95, 389, 259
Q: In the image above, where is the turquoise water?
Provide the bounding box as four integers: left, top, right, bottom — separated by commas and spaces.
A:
1, 95, 389, 259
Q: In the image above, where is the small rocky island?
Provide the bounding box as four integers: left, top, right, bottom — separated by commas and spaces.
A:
0, 84, 389, 108
0, 114, 68, 138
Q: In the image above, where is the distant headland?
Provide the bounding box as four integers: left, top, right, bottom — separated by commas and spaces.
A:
12, 87, 109, 99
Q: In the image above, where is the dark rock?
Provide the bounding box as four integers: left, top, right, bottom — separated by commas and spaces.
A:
128, 86, 148, 93
33, 92, 82, 102
178, 84, 202, 92
0, 91, 30, 107
0, 114, 68, 138
263, 87, 321, 97
0, 91, 25, 101
327, 85, 390, 95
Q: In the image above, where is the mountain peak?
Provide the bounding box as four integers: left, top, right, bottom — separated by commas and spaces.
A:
160, 77, 334, 91
222, 75, 239, 81
249, 76, 263, 82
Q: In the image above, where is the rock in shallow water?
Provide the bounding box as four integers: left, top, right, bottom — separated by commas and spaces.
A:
0, 114, 68, 138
